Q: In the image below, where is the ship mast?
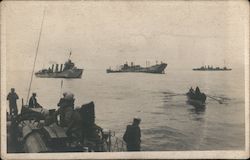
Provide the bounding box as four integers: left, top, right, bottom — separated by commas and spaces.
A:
68, 49, 72, 60
26, 9, 46, 104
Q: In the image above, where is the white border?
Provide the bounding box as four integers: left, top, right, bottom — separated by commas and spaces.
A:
1, 0, 249, 159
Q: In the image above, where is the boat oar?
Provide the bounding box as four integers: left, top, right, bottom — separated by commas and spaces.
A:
207, 95, 223, 104
165, 93, 186, 97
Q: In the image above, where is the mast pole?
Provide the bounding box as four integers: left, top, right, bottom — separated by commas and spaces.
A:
69, 49, 72, 60
26, 9, 46, 104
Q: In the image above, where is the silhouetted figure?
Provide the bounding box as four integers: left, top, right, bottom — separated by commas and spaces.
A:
195, 87, 201, 96
123, 118, 141, 151
57, 92, 75, 127
29, 93, 42, 108
189, 87, 194, 93
7, 88, 19, 116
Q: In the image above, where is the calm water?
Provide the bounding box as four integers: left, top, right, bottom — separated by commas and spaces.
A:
6, 68, 245, 151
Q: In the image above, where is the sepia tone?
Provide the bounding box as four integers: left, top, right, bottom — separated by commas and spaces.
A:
1, 0, 249, 159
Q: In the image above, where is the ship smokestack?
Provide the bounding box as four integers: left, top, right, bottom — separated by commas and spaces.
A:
60, 64, 63, 72
55, 64, 59, 72
52, 64, 54, 72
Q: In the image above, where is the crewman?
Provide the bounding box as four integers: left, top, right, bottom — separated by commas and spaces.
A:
123, 117, 141, 151
7, 88, 19, 116
189, 87, 194, 93
28, 93, 42, 108
57, 92, 75, 127
195, 86, 201, 96
57, 92, 68, 126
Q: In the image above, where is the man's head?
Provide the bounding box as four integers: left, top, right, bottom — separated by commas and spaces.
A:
32, 93, 37, 97
133, 117, 141, 126
63, 92, 67, 97
64, 92, 75, 101
11, 88, 15, 93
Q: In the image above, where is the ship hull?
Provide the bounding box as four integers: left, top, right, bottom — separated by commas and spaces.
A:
107, 63, 167, 74
35, 69, 83, 78
193, 69, 232, 71
186, 92, 206, 106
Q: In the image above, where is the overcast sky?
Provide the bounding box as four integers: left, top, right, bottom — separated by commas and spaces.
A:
2, 0, 249, 72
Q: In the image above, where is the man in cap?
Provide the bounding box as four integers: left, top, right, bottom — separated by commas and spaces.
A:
7, 88, 19, 116
29, 93, 42, 108
123, 117, 141, 151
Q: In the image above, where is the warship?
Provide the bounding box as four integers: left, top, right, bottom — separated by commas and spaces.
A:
193, 65, 232, 71
35, 57, 83, 78
107, 61, 167, 74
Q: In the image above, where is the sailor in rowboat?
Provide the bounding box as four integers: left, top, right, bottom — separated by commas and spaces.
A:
195, 87, 201, 96
189, 87, 194, 94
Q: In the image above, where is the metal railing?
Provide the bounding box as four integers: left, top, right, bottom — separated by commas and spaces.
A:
110, 136, 126, 152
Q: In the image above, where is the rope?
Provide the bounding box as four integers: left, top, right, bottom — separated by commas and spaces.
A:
26, 9, 46, 104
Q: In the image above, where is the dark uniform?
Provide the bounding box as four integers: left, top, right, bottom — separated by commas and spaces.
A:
195, 87, 201, 96
123, 118, 141, 151
7, 88, 19, 116
29, 93, 41, 108
57, 92, 75, 127
57, 92, 82, 140
189, 87, 194, 93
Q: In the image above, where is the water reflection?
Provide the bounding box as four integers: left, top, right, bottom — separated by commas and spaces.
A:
186, 101, 206, 115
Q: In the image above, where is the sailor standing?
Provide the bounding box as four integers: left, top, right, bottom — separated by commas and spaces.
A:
123, 117, 142, 151
7, 88, 19, 116
57, 92, 75, 127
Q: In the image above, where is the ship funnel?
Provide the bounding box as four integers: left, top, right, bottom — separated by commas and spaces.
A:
60, 64, 63, 72
52, 64, 54, 72
55, 64, 59, 72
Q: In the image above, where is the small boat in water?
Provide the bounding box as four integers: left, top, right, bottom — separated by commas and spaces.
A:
186, 87, 206, 106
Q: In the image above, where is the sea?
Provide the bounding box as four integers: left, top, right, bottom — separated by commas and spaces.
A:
6, 68, 245, 151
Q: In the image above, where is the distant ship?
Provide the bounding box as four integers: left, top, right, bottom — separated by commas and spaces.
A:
35, 57, 83, 78
193, 65, 232, 71
106, 61, 167, 74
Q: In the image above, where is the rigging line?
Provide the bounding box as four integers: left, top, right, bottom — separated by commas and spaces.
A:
26, 9, 46, 104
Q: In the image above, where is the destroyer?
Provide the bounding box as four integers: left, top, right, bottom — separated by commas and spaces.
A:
193, 65, 232, 71
107, 62, 167, 74
35, 56, 83, 78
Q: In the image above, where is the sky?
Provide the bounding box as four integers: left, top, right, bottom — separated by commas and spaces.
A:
2, 0, 249, 72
